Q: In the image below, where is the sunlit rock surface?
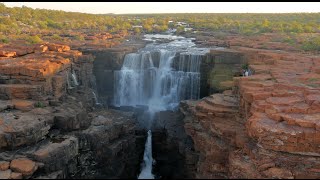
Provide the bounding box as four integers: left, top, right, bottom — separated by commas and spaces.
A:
181, 47, 320, 179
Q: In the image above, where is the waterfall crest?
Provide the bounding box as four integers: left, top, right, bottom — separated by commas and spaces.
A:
113, 39, 207, 112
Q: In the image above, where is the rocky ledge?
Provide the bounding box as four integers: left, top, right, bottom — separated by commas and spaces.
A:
0, 39, 145, 179
181, 47, 320, 179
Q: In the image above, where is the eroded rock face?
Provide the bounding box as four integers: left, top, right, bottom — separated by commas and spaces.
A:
205, 49, 246, 94
0, 43, 82, 101
152, 110, 198, 179
181, 47, 320, 179
0, 108, 54, 149
0, 40, 144, 179
32, 136, 78, 174
181, 90, 242, 179
72, 109, 143, 179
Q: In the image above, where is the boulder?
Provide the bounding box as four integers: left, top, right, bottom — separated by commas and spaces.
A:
33, 136, 78, 173
10, 158, 38, 176
47, 44, 70, 52
0, 161, 9, 171
0, 110, 54, 149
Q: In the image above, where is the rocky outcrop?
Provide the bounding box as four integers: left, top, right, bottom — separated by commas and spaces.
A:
181, 47, 320, 179
197, 48, 247, 98
0, 42, 86, 178
72, 109, 143, 179
181, 90, 243, 178
193, 32, 299, 52
0, 108, 54, 149
151, 110, 198, 179
0, 43, 82, 101
0, 40, 145, 179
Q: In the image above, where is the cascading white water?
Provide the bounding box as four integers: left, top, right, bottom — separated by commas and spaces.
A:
92, 91, 101, 105
71, 70, 79, 86
113, 34, 209, 178
114, 43, 206, 112
67, 70, 79, 89
138, 130, 154, 179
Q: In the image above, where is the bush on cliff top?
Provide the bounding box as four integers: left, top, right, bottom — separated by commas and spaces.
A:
301, 36, 320, 51
27, 35, 43, 44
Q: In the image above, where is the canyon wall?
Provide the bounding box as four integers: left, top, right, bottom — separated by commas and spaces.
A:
151, 110, 199, 179
200, 49, 246, 96
1, 33, 319, 179
181, 47, 320, 179
0, 42, 145, 179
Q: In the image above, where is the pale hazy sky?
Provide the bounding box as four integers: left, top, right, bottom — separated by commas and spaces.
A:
2, 2, 320, 14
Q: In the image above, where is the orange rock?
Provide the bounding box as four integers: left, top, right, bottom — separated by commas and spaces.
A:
11, 99, 34, 112
0, 161, 9, 171
34, 44, 48, 53
0, 55, 71, 79
265, 96, 303, 105
47, 43, 70, 52
306, 94, 320, 105
262, 167, 293, 179
0, 50, 16, 57
252, 92, 271, 101
10, 158, 38, 176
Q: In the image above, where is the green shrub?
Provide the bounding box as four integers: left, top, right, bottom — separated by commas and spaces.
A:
241, 63, 249, 70
74, 35, 85, 41
27, 35, 43, 44
52, 34, 62, 40
34, 101, 45, 108
301, 36, 320, 51
0, 36, 9, 43
283, 36, 296, 45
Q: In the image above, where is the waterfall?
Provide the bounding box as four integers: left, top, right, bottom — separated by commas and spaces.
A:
67, 70, 79, 89
112, 35, 209, 178
71, 70, 79, 86
138, 130, 154, 179
92, 91, 101, 105
114, 50, 203, 111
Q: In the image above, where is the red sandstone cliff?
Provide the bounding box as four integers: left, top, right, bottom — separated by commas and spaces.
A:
181, 47, 320, 179
0, 38, 145, 179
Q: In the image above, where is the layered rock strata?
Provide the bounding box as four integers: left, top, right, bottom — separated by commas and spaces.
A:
181, 47, 320, 179
0, 41, 144, 179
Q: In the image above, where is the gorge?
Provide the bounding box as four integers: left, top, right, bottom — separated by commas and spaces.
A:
1, 30, 320, 179
113, 34, 209, 178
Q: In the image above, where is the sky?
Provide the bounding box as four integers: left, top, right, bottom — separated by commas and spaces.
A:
2, 2, 320, 14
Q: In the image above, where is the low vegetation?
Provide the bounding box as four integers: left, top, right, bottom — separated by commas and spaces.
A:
0, 3, 320, 51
